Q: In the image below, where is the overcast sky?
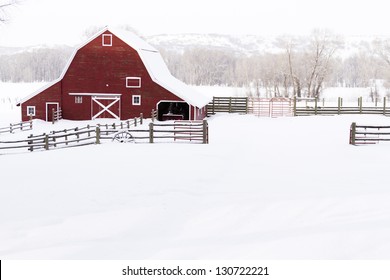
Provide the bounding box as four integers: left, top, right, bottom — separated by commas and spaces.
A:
0, 0, 389, 47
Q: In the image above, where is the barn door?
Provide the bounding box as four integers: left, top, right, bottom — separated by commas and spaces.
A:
46, 102, 59, 122
92, 96, 120, 120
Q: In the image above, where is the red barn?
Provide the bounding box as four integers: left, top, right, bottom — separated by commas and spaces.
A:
18, 27, 211, 122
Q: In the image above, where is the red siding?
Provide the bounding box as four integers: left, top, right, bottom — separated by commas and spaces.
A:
21, 82, 61, 122
21, 31, 205, 122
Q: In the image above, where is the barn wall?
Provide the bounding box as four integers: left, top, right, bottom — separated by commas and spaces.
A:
20, 30, 207, 122
21, 82, 62, 122
60, 31, 183, 120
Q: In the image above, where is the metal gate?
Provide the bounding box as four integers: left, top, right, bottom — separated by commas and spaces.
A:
249, 97, 293, 117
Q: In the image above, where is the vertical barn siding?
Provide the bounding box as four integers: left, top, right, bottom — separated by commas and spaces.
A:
21, 81, 62, 121
60, 31, 183, 120
21, 30, 207, 122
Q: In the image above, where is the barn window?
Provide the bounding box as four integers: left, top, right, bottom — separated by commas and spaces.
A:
75, 96, 83, 104
27, 106, 36, 116
126, 77, 141, 88
102, 34, 112, 46
132, 95, 141, 106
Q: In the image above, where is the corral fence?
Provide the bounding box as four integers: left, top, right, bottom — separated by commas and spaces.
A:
207, 96, 390, 117
0, 119, 33, 135
349, 122, 390, 145
295, 97, 390, 116
207, 97, 248, 115
0, 113, 209, 153
99, 120, 209, 144
52, 108, 63, 124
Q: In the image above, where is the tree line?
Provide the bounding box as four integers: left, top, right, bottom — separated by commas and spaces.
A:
1, 30, 390, 99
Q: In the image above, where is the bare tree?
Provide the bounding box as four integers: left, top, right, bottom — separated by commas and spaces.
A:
303, 30, 342, 98
0, 0, 19, 23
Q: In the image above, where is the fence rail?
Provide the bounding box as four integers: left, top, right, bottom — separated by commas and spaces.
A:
207, 97, 248, 115
349, 122, 390, 145
207, 96, 390, 117
0, 120, 33, 135
0, 112, 208, 154
294, 97, 390, 116
52, 108, 63, 124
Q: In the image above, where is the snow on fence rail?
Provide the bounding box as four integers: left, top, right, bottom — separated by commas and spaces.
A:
51, 108, 62, 124
100, 120, 209, 144
0, 115, 145, 153
349, 122, 390, 145
207, 96, 390, 117
295, 97, 390, 116
0, 114, 209, 154
207, 97, 248, 115
0, 119, 32, 135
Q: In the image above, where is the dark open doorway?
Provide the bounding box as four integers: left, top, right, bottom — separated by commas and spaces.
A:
157, 101, 189, 121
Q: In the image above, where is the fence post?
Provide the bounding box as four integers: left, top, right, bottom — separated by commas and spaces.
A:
52, 108, 55, 124
229, 97, 232, 113
64, 129, 68, 145
359, 96, 363, 114
9, 123, 13, 133
203, 120, 208, 144
314, 98, 318, 115
245, 97, 249, 114
44, 134, 49, 150
350, 122, 356, 145
28, 134, 33, 152
212, 96, 215, 115
87, 125, 90, 137
134, 117, 137, 127
95, 126, 101, 144
338, 97, 341, 115
149, 122, 154, 143
293, 97, 297, 116
140, 113, 143, 125
152, 109, 155, 122
384, 97, 387, 115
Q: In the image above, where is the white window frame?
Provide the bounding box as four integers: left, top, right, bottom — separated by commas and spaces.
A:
132, 95, 141, 106
102, 34, 112, 46
27, 106, 36, 117
126, 77, 141, 88
75, 96, 83, 104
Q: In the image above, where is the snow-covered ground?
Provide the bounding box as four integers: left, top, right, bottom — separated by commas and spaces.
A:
1, 83, 390, 259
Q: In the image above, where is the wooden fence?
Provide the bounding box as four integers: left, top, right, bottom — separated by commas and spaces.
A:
101, 120, 209, 144
349, 122, 390, 145
207, 97, 248, 115
0, 120, 33, 135
52, 108, 63, 124
0, 115, 144, 152
294, 97, 390, 116
0, 113, 208, 153
207, 96, 390, 117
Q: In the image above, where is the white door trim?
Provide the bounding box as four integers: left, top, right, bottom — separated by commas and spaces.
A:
46, 102, 59, 122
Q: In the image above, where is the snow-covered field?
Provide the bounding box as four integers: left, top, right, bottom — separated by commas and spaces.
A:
1, 83, 390, 259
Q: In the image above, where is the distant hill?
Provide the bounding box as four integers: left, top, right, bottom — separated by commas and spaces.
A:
146, 33, 386, 57
0, 33, 386, 57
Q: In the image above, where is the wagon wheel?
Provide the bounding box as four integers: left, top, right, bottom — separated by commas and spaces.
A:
112, 131, 135, 143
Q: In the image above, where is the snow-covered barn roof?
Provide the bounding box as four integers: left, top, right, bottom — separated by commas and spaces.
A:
18, 27, 211, 108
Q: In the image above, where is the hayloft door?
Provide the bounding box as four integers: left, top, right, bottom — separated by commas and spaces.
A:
92, 95, 121, 120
